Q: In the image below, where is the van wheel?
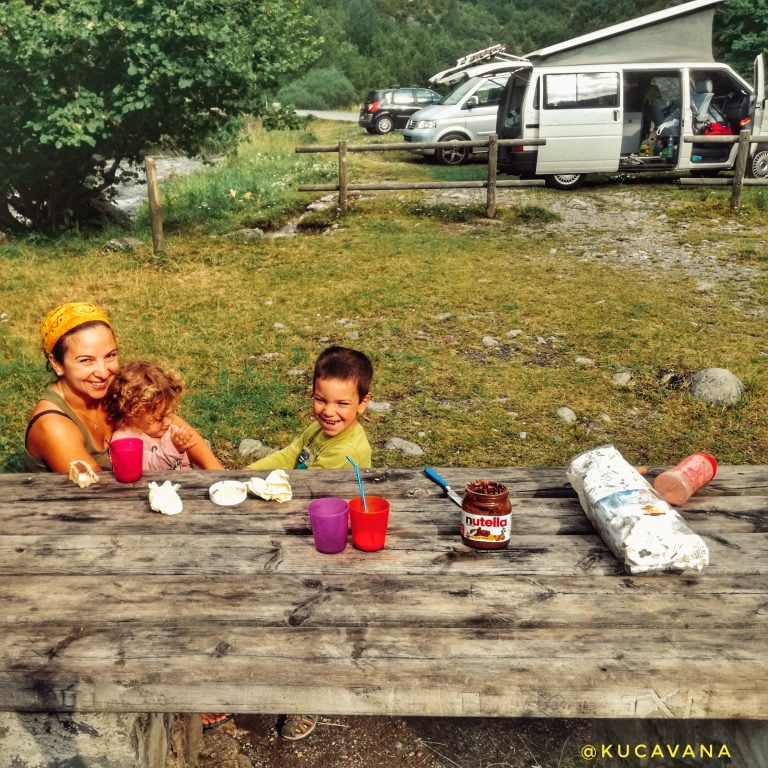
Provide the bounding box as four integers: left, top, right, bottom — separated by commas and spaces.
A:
374, 115, 394, 135
435, 133, 469, 166
748, 147, 768, 178
544, 173, 584, 190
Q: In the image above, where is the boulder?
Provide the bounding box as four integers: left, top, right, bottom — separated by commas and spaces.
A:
689, 368, 745, 405
557, 407, 578, 424
384, 438, 424, 456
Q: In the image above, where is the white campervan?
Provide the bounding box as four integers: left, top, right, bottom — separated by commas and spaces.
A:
493, 0, 767, 188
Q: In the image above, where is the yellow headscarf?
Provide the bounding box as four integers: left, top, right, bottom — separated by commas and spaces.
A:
41, 302, 111, 355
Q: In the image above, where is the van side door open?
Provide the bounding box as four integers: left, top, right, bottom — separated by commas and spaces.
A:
535, 70, 623, 174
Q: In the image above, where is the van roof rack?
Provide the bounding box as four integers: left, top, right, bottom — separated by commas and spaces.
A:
456, 44, 509, 66
430, 45, 527, 86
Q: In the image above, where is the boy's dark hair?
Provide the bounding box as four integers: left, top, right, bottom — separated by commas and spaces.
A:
313, 346, 373, 400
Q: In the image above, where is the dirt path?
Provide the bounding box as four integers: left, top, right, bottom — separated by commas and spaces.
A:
434, 181, 764, 289
198, 714, 595, 768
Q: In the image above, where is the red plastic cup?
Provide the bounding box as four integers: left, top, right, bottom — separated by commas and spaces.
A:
308, 497, 349, 554
349, 496, 390, 552
109, 437, 144, 483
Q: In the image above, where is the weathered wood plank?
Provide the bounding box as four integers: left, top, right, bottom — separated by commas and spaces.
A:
2, 491, 766, 536
1, 626, 765, 717
1, 533, 766, 577
3, 465, 766, 502
0, 574, 764, 628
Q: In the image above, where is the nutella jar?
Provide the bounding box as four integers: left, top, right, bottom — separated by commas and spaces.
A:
461, 480, 512, 549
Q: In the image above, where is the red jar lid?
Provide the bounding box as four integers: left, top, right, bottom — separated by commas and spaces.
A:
694, 452, 718, 477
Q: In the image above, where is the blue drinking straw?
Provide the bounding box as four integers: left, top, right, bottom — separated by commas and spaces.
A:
346, 455, 368, 512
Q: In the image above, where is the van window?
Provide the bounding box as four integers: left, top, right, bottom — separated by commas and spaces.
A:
544, 72, 619, 109
442, 77, 483, 106
474, 78, 506, 107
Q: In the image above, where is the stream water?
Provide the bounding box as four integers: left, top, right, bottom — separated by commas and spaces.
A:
111, 156, 217, 215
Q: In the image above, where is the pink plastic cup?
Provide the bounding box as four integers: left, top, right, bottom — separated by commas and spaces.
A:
308, 497, 349, 554
109, 437, 144, 483
349, 496, 390, 552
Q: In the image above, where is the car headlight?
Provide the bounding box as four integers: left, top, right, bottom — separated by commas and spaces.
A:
415, 120, 437, 129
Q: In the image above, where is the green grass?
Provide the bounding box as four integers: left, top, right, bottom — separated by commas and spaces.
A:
1, 119, 767, 471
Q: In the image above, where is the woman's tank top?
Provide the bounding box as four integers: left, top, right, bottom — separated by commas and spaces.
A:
23, 388, 112, 472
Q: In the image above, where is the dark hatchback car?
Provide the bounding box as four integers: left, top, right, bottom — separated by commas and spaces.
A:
358, 87, 442, 134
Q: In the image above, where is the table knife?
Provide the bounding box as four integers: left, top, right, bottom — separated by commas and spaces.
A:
423, 467, 463, 508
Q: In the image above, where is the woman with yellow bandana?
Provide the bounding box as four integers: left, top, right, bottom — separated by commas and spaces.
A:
25, 302, 224, 474
24, 302, 119, 472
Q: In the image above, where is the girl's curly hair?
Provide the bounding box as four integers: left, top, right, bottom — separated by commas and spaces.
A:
105, 361, 183, 428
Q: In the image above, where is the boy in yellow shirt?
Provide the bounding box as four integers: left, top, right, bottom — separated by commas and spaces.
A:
247, 346, 373, 740
248, 345, 372, 472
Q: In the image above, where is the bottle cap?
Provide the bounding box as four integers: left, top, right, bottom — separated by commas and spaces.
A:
694, 452, 718, 477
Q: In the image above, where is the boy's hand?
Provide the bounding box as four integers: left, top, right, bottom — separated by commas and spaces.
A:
171, 424, 198, 454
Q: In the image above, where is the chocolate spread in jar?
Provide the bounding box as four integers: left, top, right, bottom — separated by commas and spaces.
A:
461, 479, 512, 549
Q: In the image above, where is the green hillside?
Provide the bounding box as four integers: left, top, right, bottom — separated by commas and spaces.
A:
277, 0, 766, 107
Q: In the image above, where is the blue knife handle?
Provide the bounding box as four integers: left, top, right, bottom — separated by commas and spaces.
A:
423, 467, 450, 490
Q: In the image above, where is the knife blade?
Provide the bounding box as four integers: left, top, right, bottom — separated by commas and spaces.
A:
423, 467, 463, 508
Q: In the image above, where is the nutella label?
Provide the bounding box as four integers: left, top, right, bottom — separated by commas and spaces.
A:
461, 511, 511, 543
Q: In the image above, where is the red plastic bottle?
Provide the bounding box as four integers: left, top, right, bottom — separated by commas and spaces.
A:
653, 453, 717, 505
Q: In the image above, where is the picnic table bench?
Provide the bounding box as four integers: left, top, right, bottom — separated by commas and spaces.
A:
0, 465, 766, 763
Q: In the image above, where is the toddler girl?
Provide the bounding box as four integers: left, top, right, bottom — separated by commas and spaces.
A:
105, 361, 223, 471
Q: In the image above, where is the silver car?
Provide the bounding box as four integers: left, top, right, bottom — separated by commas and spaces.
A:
403, 72, 510, 165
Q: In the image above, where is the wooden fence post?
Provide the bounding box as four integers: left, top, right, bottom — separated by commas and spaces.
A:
338, 140, 348, 213
730, 129, 751, 211
144, 157, 165, 260
486, 134, 498, 219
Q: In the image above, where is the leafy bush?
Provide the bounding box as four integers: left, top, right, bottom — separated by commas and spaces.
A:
261, 104, 311, 132
0, 0, 316, 233
276, 67, 357, 109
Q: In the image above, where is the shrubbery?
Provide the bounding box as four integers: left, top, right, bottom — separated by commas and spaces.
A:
276, 67, 358, 110
0, 0, 316, 233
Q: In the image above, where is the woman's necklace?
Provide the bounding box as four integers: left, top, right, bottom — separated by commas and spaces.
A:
57, 384, 103, 434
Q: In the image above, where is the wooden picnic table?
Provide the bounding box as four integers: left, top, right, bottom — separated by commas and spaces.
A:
0, 465, 766, 720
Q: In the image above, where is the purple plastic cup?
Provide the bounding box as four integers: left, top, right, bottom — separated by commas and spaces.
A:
109, 437, 143, 483
308, 497, 349, 554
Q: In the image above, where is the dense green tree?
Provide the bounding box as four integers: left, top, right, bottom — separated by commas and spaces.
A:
296, 0, 765, 103
0, 0, 316, 232
714, 0, 768, 77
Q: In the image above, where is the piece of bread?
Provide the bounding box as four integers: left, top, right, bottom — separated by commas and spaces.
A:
68, 460, 99, 488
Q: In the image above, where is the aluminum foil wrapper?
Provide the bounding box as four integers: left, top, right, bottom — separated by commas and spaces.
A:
246, 469, 292, 503
567, 445, 708, 574
148, 480, 183, 516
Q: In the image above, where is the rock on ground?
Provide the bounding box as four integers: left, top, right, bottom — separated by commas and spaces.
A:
557, 406, 578, 424
689, 368, 745, 405
238, 439, 274, 460
612, 372, 632, 387
385, 437, 424, 456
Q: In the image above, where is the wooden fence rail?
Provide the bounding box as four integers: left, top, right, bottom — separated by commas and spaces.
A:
296, 135, 546, 218
679, 130, 768, 210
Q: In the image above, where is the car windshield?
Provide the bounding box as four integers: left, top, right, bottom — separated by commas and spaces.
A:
440, 77, 486, 106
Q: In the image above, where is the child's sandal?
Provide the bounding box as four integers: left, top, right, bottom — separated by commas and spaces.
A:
280, 714, 317, 740
201, 713, 233, 732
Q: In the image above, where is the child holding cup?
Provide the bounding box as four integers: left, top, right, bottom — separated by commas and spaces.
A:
105, 361, 223, 471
